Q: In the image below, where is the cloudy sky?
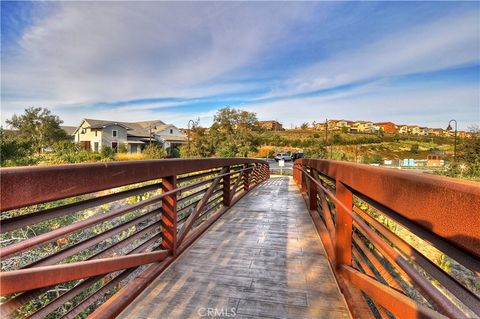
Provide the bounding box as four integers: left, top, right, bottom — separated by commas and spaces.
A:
1, 1, 479, 129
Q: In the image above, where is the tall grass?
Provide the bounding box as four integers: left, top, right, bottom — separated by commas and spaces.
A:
115, 153, 145, 161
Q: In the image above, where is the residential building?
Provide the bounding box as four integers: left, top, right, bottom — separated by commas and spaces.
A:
259, 120, 284, 131
72, 119, 186, 153
351, 121, 378, 133
60, 126, 77, 136
327, 120, 340, 130
418, 127, 429, 136
375, 122, 398, 134
407, 125, 421, 135
398, 125, 409, 134
335, 120, 353, 131
152, 124, 187, 150
428, 128, 445, 136
427, 150, 445, 166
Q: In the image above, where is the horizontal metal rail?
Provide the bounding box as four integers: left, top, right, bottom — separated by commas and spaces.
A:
0, 158, 269, 318
293, 159, 480, 319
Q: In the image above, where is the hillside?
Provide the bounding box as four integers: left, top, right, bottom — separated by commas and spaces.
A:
256, 129, 454, 164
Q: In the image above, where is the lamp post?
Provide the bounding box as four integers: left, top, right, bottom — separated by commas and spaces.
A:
187, 119, 195, 157
446, 119, 457, 162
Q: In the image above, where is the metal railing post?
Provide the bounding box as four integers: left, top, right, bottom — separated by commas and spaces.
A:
308, 168, 318, 210
161, 175, 177, 256
335, 181, 353, 268
300, 165, 307, 193
223, 166, 231, 207
243, 164, 251, 192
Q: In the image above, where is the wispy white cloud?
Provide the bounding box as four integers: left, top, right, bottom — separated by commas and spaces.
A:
1, 2, 479, 129
259, 10, 480, 99
2, 2, 318, 111
245, 81, 479, 130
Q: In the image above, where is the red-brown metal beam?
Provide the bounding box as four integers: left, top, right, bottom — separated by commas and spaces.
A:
0, 158, 267, 212
298, 159, 480, 258
0, 251, 169, 295
341, 265, 447, 319
299, 166, 467, 318
177, 167, 228, 246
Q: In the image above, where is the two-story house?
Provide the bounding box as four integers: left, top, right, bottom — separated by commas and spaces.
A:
72, 119, 186, 153
398, 125, 409, 134
375, 122, 398, 133
351, 121, 377, 133
428, 128, 445, 136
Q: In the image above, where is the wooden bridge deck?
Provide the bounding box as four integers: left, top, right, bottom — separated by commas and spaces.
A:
118, 176, 350, 319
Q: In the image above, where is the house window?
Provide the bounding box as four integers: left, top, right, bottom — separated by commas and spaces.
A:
112, 142, 118, 152
112, 130, 118, 137
94, 142, 99, 152
170, 129, 173, 134
95, 130, 98, 137
81, 128, 86, 134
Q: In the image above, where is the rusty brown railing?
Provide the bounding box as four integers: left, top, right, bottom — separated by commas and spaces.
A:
293, 159, 480, 319
0, 158, 269, 318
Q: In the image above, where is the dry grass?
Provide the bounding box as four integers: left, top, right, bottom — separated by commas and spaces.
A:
115, 153, 145, 161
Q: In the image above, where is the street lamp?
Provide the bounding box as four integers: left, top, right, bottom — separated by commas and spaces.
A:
187, 119, 195, 157
446, 119, 457, 162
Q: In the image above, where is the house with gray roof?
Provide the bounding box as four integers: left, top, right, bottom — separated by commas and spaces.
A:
72, 119, 186, 153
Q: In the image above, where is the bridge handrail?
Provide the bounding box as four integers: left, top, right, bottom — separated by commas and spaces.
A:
0, 158, 269, 318
293, 158, 480, 319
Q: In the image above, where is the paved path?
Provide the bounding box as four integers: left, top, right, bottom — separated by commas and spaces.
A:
119, 176, 350, 319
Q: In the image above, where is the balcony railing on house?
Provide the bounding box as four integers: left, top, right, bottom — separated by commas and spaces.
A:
293, 159, 480, 319
0, 159, 269, 318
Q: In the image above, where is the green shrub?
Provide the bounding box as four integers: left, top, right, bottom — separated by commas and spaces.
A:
119, 143, 128, 153
143, 144, 167, 159
100, 146, 115, 160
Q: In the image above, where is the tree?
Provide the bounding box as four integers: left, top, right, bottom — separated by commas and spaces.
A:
451, 126, 480, 178
183, 120, 214, 158
208, 108, 259, 157
300, 122, 309, 130
0, 128, 36, 166
6, 107, 69, 153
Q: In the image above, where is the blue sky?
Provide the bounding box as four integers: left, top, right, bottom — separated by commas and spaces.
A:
1, 1, 479, 129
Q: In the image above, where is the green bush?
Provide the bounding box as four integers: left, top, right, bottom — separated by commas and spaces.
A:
119, 143, 128, 153
143, 143, 167, 159
0, 131, 37, 166
167, 147, 180, 158
100, 146, 115, 160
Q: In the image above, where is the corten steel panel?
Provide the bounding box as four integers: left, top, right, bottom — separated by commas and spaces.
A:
0, 158, 267, 211
297, 159, 480, 258
0, 251, 169, 295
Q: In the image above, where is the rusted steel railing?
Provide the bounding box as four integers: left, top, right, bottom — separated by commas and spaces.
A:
0, 158, 269, 318
293, 159, 480, 319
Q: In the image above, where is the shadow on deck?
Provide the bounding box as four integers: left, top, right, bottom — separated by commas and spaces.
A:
119, 177, 350, 319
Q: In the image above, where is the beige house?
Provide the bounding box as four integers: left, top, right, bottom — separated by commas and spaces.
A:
351, 121, 377, 133
428, 128, 445, 136
418, 127, 429, 136
398, 125, 409, 134
72, 119, 186, 153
